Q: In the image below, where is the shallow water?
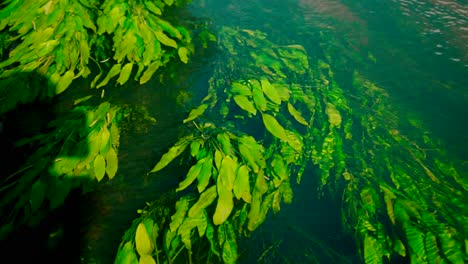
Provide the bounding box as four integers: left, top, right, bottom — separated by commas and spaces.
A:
42, 0, 468, 263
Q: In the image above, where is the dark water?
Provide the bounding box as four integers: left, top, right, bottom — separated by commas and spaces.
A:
6, 0, 464, 263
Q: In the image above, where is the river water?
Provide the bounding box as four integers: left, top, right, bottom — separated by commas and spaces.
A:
22, 0, 465, 263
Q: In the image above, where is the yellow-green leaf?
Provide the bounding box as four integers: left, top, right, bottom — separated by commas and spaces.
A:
233, 165, 251, 203
188, 185, 217, 217
213, 183, 233, 225
233, 95, 257, 115
139, 61, 161, 84
183, 104, 208, 123
219, 156, 238, 191
250, 80, 267, 111
231, 82, 252, 96
139, 255, 156, 264
149, 135, 193, 173
56, 70, 74, 94
106, 147, 118, 179
97, 64, 121, 88
117, 63, 133, 85
178, 47, 189, 63
197, 156, 213, 193
262, 113, 287, 141
154, 31, 177, 48
94, 154, 106, 181
287, 103, 308, 125
135, 223, 154, 256
326, 103, 342, 128
144, 2, 162, 15
261, 78, 281, 104
176, 158, 205, 192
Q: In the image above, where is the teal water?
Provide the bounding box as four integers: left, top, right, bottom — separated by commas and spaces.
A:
76, 0, 467, 263
2, 0, 464, 263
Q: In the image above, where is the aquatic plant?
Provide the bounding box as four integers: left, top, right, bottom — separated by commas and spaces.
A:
0, 0, 193, 241
115, 26, 467, 263
0, 0, 192, 114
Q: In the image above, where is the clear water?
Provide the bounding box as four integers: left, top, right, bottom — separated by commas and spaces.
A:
18, 0, 465, 263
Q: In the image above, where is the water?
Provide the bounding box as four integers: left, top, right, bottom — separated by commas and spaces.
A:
3, 0, 466, 263
82, 0, 467, 263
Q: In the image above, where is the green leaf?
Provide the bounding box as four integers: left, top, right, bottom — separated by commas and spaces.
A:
30, 180, 46, 212
237, 136, 266, 173
170, 197, 190, 232
100, 127, 111, 154
231, 82, 252, 96
188, 185, 217, 217
425, 232, 440, 264
178, 47, 189, 63
287, 103, 308, 125
250, 80, 267, 111
364, 234, 382, 264
105, 147, 118, 179
213, 182, 233, 225
326, 103, 342, 128
115, 242, 138, 264
233, 95, 257, 115
139, 61, 161, 84
222, 223, 238, 264
97, 64, 121, 88
206, 223, 220, 256
117, 63, 133, 85
163, 0, 174, 6
183, 104, 208, 123
219, 156, 238, 191
217, 133, 233, 155
233, 165, 251, 203
94, 154, 106, 181
135, 223, 154, 256
261, 78, 281, 104
149, 135, 193, 173
56, 70, 74, 94
262, 113, 287, 141
176, 157, 205, 192
154, 31, 177, 48
197, 156, 213, 193
404, 224, 426, 263
144, 2, 162, 15
138, 255, 156, 264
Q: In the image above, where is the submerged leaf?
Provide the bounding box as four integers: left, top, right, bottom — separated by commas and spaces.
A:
231, 82, 252, 96
56, 70, 74, 94
183, 104, 208, 123
117, 63, 133, 85
178, 47, 189, 63
94, 154, 106, 181
149, 135, 193, 173
105, 147, 118, 179
233, 95, 257, 115
262, 113, 287, 141
287, 103, 308, 125
233, 165, 252, 203
135, 223, 154, 256
197, 156, 213, 193
177, 158, 205, 192
261, 78, 281, 104
213, 182, 234, 225
188, 186, 217, 217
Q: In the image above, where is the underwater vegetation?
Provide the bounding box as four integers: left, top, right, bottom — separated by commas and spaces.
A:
0, 1, 466, 263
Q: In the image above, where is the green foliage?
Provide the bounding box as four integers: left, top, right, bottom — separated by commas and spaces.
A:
114, 25, 467, 264
0, 0, 193, 114
0, 101, 124, 239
